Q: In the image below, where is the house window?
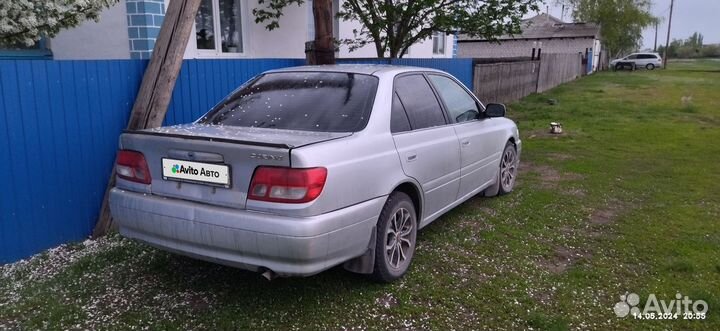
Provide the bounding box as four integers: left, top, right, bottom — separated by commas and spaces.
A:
195, 0, 243, 53
0, 38, 52, 59
432, 31, 446, 55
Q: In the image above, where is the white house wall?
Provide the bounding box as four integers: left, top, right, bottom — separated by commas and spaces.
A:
49, 0, 453, 60
179, 0, 454, 59
336, 15, 454, 58
50, 2, 131, 60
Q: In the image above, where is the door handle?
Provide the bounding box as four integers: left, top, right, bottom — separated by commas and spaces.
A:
461, 140, 470, 146
407, 154, 417, 162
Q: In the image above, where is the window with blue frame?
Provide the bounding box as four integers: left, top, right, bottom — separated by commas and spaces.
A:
0, 38, 53, 59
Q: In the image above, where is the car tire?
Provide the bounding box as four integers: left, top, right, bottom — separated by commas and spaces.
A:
484, 141, 518, 197
646, 63, 655, 70
615, 63, 623, 71
371, 192, 417, 283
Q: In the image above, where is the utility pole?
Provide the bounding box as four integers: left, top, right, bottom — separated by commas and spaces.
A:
93, 0, 202, 237
653, 22, 658, 52
663, 0, 674, 68
308, 0, 335, 65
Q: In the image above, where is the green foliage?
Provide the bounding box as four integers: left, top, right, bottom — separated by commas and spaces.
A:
0, 0, 119, 46
557, 0, 656, 57
254, 0, 539, 58
338, 0, 539, 58
700, 45, 720, 58
252, 0, 305, 31
658, 32, 719, 59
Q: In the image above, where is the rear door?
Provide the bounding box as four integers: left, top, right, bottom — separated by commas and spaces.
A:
391, 74, 461, 220
427, 74, 504, 199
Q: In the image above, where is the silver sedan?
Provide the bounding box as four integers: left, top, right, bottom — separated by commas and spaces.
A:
109, 65, 521, 282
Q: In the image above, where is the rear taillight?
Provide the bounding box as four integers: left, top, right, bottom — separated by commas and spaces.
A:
116, 150, 152, 184
248, 167, 327, 203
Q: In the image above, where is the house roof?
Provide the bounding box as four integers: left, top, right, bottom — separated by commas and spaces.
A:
458, 14, 601, 42
525, 13, 565, 27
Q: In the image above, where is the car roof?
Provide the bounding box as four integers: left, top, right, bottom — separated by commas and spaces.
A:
265, 64, 446, 77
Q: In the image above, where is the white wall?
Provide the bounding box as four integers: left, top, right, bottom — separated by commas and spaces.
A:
51, 2, 131, 60
180, 0, 454, 59
51, 0, 453, 60
336, 11, 454, 58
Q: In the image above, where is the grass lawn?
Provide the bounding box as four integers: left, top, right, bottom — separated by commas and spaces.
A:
1, 59, 719, 330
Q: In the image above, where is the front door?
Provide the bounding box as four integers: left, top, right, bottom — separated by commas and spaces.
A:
426, 74, 505, 199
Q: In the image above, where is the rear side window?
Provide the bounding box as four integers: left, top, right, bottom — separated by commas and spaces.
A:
200, 72, 379, 132
394, 74, 446, 130
391, 92, 411, 133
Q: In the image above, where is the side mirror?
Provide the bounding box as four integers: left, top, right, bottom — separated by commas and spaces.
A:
485, 103, 506, 118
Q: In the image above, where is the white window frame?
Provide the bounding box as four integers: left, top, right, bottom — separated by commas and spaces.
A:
193, 0, 247, 58
432, 31, 446, 55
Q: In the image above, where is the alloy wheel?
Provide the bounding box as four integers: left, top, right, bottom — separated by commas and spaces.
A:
385, 207, 414, 269
500, 148, 517, 191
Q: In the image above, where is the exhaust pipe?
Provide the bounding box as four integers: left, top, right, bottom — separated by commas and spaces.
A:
261, 269, 278, 281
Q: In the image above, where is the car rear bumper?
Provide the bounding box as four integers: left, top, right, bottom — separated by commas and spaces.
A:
109, 188, 383, 276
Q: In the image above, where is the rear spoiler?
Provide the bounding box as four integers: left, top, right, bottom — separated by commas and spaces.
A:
122, 129, 293, 149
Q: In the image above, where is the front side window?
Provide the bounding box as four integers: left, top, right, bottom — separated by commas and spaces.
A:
195, 0, 243, 53
200, 72, 378, 132
428, 75, 479, 123
394, 75, 446, 130
432, 32, 446, 55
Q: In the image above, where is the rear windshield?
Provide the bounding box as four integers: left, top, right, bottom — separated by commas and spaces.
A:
199, 72, 379, 132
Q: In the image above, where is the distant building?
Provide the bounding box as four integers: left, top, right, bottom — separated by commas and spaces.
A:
457, 14, 602, 71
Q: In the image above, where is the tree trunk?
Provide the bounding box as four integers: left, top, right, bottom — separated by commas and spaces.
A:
92, 0, 202, 238
374, 39, 385, 58
309, 0, 335, 65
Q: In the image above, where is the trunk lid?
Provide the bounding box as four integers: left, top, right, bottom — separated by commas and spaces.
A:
118, 124, 350, 209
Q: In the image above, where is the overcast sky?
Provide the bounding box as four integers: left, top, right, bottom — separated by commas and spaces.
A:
534, 0, 719, 50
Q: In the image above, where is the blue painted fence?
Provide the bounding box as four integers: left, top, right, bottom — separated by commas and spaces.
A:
0, 58, 473, 263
